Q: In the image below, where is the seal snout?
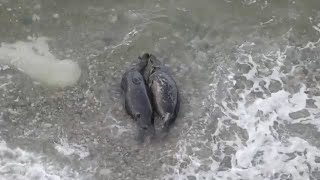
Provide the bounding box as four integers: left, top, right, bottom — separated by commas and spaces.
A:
148, 54, 162, 68
140, 53, 160, 66
141, 53, 150, 60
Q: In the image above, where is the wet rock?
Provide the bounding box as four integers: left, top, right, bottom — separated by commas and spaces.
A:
284, 152, 296, 161
164, 156, 178, 166
236, 63, 251, 74
179, 161, 188, 169
313, 170, 320, 180
259, 80, 269, 92
219, 156, 232, 171
196, 164, 210, 173
251, 151, 264, 166
229, 113, 239, 120
287, 123, 320, 148
223, 146, 236, 155
20, 16, 33, 25
271, 172, 280, 179
312, 89, 320, 96
219, 127, 236, 141
285, 47, 299, 63
306, 99, 318, 108
280, 173, 292, 180
248, 91, 264, 100
234, 76, 246, 89
245, 80, 254, 89
289, 109, 310, 119
280, 64, 292, 74
187, 175, 197, 180
264, 61, 274, 69
0, 111, 9, 121
234, 125, 249, 142
196, 146, 213, 160
293, 66, 308, 81
102, 37, 113, 46
234, 76, 253, 89
234, 80, 245, 90
269, 80, 282, 93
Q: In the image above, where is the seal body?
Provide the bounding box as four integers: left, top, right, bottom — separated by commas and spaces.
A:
142, 53, 179, 131
121, 58, 154, 141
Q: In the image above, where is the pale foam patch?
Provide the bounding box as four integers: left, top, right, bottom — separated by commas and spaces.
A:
218, 44, 320, 179
216, 137, 320, 180
163, 40, 320, 179
54, 138, 89, 160
0, 37, 81, 88
0, 139, 81, 180
221, 87, 318, 179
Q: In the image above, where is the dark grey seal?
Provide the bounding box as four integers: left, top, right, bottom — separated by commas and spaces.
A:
142, 53, 180, 132
121, 57, 155, 142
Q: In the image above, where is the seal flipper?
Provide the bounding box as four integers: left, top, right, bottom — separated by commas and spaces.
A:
162, 86, 180, 132
120, 72, 128, 90
157, 114, 172, 140
160, 114, 174, 132
141, 53, 150, 61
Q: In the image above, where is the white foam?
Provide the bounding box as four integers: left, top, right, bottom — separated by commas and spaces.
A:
53, 14, 59, 19
313, 25, 320, 33
32, 14, 40, 22
0, 139, 81, 180
242, 0, 257, 5
0, 37, 81, 88
220, 44, 320, 179
54, 138, 89, 160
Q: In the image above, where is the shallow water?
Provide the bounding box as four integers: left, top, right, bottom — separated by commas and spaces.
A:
1, 0, 320, 179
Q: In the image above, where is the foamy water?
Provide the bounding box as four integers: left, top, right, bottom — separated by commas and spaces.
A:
54, 138, 90, 160
163, 39, 320, 179
0, 139, 81, 180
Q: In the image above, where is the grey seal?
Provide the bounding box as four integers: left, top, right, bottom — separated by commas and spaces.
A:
121, 57, 155, 142
142, 53, 180, 132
